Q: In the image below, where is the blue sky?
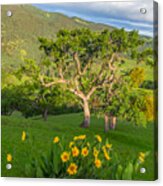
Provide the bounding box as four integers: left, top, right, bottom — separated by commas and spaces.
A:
33, 1, 155, 37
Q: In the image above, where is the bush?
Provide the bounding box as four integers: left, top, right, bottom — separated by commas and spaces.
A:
141, 80, 157, 90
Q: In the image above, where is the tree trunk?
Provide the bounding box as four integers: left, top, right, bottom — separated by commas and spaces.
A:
110, 116, 117, 130
42, 108, 48, 121
104, 113, 109, 132
80, 100, 90, 128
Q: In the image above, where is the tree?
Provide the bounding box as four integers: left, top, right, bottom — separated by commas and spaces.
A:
38, 28, 152, 128
14, 59, 78, 120
92, 78, 126, 132
130, 67, 145, 87
92, 47, 153, 132
121, 90, 154, 127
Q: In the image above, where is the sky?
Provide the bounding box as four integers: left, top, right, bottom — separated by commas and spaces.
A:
33, 1, 155, 37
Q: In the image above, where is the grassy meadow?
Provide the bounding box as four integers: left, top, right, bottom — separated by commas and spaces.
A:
1, 112, 155, 180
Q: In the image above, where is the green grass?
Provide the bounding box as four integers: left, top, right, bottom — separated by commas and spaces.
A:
1, 112, 156, 180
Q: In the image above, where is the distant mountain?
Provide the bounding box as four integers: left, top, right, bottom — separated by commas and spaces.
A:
1, 5, 113, 66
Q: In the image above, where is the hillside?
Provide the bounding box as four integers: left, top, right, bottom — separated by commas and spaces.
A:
1, 5, 113, 66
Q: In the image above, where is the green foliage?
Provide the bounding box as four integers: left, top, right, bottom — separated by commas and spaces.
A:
1, 87, 19, 115
38, 28, 153, 125
39, 28, 146, 62
144, 95, 155, 121
122, 162, 134, 180
141, 80, 157, 90
120, 90, 154, 127
130, 67, 145, 87
1, 57, 80, 118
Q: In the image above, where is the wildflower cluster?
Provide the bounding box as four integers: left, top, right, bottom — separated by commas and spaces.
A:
52, 134, 113, 176
11, 131, 149, 179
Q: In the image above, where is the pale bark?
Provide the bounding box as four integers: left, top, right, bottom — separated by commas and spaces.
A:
80, 100, 90, 128
110, 116, 117, 130
104, 113, 109, 132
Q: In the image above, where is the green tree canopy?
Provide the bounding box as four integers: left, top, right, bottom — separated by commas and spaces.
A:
37, 28, 153, 128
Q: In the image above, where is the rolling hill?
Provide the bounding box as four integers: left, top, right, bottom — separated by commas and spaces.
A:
1, 5, 113, 66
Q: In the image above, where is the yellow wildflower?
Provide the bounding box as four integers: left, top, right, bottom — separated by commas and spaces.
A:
69, 141, 74, 148
93, 147, 99, 158
94, 159, 102, 168
53, 136, 60, 143
95, 135, 102, 142
7, 154, 12, 162
106, 143, 112, 149
79, 135, 86, 140
67, 163, 78, 175
102, 145, 106, 151
22, 131, 26, 141
139, 152, 145, 159
104, 153, 111, 161
139, 156, 145, 163
102, 146, 111, 161
102, 146, 111, 160
72, 146, 80, 157
81, 147, 89, 157
73, 135, 86, 141
104, 152, 111, 161
138, 152, 146, 163
61, 151, 70, 162
73, 136, 77, 141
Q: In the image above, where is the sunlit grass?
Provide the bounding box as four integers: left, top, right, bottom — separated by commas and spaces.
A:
1, 112, 155, 180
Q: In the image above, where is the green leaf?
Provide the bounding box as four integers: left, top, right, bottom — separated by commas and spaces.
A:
122, 162, 134, 180
36, 167, 44, 178
115, 164, 123, 180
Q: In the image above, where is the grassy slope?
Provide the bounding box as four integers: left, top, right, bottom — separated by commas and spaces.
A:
1, 5, 113, 66
1, 113, 155, 180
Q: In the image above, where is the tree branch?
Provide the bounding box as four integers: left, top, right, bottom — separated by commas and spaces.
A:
73, 52, 82, 75
86, 86, 97, 100
58, 66, 64, 79
81, 59, 92, 75
69, 88, 85, 100
40, 75, 67, 87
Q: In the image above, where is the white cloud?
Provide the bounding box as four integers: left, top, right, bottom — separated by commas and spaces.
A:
34, 0, 155, 36
51, 0, 154, 23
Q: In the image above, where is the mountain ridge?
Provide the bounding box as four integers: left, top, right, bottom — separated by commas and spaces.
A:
2, 4, 114, 66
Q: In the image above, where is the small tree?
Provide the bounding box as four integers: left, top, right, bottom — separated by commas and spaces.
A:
92, 47, 153, 132
92, 78, 126, 132
15, 59, 78, 120
38, 28, 152, 128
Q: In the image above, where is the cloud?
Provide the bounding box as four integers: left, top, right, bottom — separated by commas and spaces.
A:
33, 0, 154, 36
35, 1, 153, 22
